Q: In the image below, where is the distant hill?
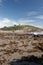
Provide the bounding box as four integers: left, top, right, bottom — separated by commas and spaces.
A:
0, 25, 43, 31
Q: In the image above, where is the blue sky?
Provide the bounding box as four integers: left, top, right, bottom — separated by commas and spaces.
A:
0, 0, 43, 28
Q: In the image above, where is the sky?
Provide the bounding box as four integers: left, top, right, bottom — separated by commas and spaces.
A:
0, 0, 43, 28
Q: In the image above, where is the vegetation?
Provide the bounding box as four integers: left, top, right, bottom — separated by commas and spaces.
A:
1, 25, 43, 31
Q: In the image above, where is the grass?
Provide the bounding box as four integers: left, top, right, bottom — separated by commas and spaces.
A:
0, 25, 43, 31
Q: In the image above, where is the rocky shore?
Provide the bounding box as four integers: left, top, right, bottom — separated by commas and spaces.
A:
9, 55, 43, 65
0, 31, 43, 65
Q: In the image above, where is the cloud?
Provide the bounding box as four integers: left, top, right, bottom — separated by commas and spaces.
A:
17, 19, 34, 25
0, 18, 43, 28
0, 0, 2, 2
0, 0, 3, 6
36, 15, 43, 19
0, 18, 18, 28
13, 0, 20, 3
0, 18, 34, 28
0, 0, 6, 6
27, 11, 38, 16
0, 0, 2, 6
0, 0, 6, 2
2, 18, 10, 23
14, 0, 19, 2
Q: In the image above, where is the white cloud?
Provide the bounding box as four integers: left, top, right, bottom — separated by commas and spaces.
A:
0, 18, 18, 28
36, 15, 43, 19
18, 19, 34, 25
0, 0, 2, 6
0, 0, 2, 2
0, 18, 34, 28
0, 0, 6, 6
0, 18, 43, 28
0, 0, 6, 2
14, 0, 19, 2
2, 18, 10, 23
27, 11, 38, 16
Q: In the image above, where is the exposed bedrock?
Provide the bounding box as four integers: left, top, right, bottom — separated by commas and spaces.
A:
0, 32, 43, 65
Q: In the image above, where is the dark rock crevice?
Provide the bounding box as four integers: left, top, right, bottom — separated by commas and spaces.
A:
9, 55, 43, 65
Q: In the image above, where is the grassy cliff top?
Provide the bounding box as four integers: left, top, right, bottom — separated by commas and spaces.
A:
1, 25, 43, 31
